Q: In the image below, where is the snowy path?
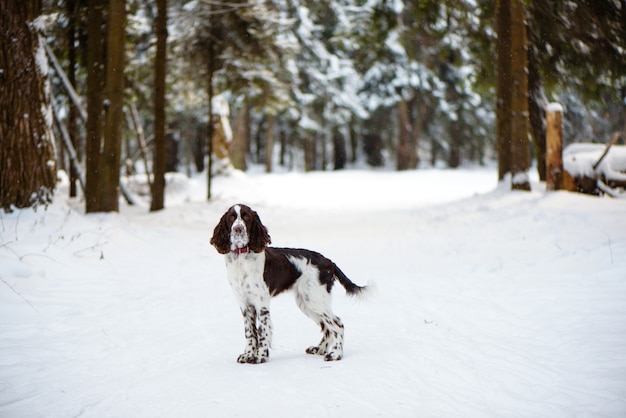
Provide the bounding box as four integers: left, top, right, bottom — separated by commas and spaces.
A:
1, 168, 625, 417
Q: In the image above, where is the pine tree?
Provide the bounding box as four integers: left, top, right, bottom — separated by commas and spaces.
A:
151, 0, 168, 212
0, 0, 56, 210
85, 0, 126, 213
509, 0, 531, 190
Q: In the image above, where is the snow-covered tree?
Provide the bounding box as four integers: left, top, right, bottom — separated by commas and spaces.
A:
356, 0, 493, 169
286, 0, 368, 170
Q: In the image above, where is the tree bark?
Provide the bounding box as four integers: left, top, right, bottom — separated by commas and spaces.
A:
232, 104, 249, 171
85, 0, 106, 213
333, 129, 347, 170
67, 0, 80, 197
303, 134, 316, 172
99, 0, 126, 211
206, 54, 215, 200
496, 0, 512, 181
397, 99, 412, 170
528, 50, 546, 181
265, 114, 274, 173
410, 97, 430, 168
151, 0, 167, 212
545, 104, 563, 190
509, 0, 531, 190
0, 0, 56, 210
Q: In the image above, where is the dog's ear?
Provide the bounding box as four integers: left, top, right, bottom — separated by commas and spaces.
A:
248, 209, 271, 253
210, 211, 232, 254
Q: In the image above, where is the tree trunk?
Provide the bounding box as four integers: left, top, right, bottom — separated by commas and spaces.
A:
509, 0, 531, 190
85, 0, 105, 213
496, 0, 512, 181
528, 50, 546, 181
303, 134, 315, 172
206, 56, 215, 200
151, 0, 167, 212
333, 129, 346, 170
99, 0, 126, 211
545, 104, 563, 191
349, 120, 358, 164
0, 0, 57, 210
232, 104, 249, 171
410, 97, 431, 168
397, 99, 412, 170
265, 114, 274, 173
448, 117, 462, 168
67, 0, 80, 198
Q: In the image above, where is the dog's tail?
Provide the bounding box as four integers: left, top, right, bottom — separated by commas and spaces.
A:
333, 263, 373, 299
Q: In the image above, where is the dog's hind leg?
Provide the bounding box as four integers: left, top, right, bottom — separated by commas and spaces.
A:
319, 314, 344, 361
294, 269, 344, 361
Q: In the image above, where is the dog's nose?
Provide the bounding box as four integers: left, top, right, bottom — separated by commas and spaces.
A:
233, 225, 243, 234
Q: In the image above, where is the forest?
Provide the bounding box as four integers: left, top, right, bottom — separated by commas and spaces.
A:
1, 0, 625, 212
2, 2, 626, 415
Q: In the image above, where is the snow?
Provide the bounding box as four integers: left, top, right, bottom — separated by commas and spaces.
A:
511, 170, 530, 186
546, 102, 564, 113
564, 143, 626, 181
1, 168, 625, 417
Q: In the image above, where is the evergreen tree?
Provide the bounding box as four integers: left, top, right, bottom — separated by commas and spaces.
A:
151, 0, 168, 212
0, 0, 56, 210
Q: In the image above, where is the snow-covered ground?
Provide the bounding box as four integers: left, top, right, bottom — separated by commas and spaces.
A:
1, 167, 625, 417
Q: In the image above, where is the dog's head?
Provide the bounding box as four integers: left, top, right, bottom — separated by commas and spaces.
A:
210, 204, 271, 254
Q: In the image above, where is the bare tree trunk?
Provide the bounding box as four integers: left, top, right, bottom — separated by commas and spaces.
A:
85, 0, 106, 213
232, 104, 249, 170
0, 0, 56, 210
99, 0, 126, 211
448, 118, 462, 168
349, 119, 358, 164
496, 0, 512, 181
333, 129, 346, 170
151, 0, 167, 212
304, 134, 315, 172
509, 0, 531, 191
206, 54, 215, 200
528, 51, 546, 181
545, 103, 563, 191
265, 114, 274, 173
397, 99, 412, 170
410, 97, 431, 168
67, 0, 80, 197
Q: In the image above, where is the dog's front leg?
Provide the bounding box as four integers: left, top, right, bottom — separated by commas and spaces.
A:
255, 307, 272, 363
237, 305, 258, 364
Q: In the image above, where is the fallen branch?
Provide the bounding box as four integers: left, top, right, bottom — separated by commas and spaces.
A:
592, 131, 621, 171
45, 43, 86, 122
597, 179, 625, 199
0, 275, 39, 313
52, 100, 86, 192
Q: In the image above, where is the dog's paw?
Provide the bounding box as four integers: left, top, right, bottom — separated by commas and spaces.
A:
237, 352, 258, 364
237, 352, 268, 364
323, 351, 343, 361
256, 348, 269, 363
305, 346, 325, 355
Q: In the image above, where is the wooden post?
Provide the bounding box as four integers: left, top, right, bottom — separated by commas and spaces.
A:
546, 103, 563, 191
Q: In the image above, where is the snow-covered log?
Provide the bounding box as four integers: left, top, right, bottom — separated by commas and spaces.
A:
563, 136, 626, 196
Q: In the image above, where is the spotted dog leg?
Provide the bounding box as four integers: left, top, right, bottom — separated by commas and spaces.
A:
237, 306, 258, 364
255, 307, 272, 363
321, 314, 344, 361
305, 315, 344, 361
305, 321, 330, 356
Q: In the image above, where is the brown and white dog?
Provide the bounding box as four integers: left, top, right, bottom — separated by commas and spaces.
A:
210, 204, 367, 363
